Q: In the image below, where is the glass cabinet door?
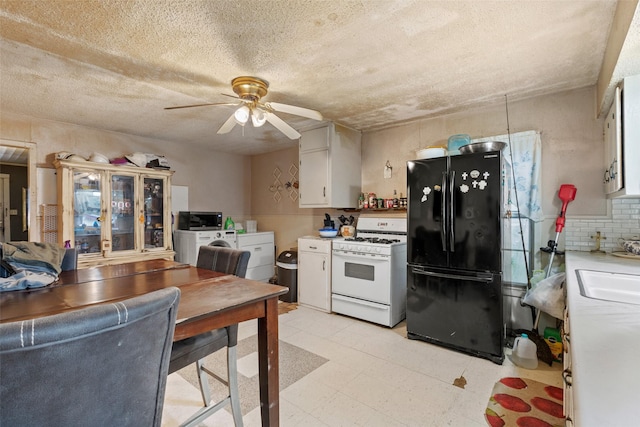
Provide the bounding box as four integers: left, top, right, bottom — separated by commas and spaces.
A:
111, 175, 136, 252
143, 177, 166, 249
73, 171, 103, 254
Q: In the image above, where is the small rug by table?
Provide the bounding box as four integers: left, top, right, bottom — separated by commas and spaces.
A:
485, 377, 564, 427
177, 335, 328, 416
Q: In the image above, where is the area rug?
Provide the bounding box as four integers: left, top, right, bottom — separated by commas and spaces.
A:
485, 377, 564, 427
177, 335, 328, 416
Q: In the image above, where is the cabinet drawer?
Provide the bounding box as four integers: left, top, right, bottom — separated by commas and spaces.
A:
298, 238, 331, 253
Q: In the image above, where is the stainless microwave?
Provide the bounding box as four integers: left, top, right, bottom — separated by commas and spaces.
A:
177, 211, 222, 230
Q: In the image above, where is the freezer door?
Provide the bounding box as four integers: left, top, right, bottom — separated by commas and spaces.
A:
407, 157, 448, 267
406, 265, 504, 363
448, 152, 502, 272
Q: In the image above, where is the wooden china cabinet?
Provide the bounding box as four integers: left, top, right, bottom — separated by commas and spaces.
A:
54, 159, 174, 268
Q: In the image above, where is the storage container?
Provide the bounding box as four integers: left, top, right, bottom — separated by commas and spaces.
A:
447, 134, 471, 155
510, 333, 538, 369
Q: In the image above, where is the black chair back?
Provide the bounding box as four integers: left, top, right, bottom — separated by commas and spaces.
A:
196, 245, 250, 277
0, 287, 180, 427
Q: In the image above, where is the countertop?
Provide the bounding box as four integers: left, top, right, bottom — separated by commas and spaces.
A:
565, 251, 640, 426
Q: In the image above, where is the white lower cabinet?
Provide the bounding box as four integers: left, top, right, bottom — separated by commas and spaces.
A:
563, 306, 574, 425
297, 237, 332, 312
237, 232, 274, 282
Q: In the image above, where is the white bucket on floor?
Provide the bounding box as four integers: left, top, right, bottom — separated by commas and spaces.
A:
510, 333, 538, 369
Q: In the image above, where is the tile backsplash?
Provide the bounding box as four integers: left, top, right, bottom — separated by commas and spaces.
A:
565, 198, 640, 252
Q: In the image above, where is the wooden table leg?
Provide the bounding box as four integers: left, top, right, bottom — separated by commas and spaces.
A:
258, 297, 279, 426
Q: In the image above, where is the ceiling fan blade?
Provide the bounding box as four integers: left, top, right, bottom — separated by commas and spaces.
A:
265, 112, 301, 139
221, 93, 240, 100
164, 102, 237, 110
267, 102, 323, 121
217, 113, 238, 134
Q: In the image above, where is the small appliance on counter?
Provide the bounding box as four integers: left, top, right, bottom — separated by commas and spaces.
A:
177, 211, 222, 230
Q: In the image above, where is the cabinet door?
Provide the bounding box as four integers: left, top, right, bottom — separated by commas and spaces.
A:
300, 125, 329, 152
299, 150, 329, 206
109, 174, 137, 253
604, 87, 622, 194
142, 176, 168, 250
298, 251, 330, 310
72, 170, 104, 255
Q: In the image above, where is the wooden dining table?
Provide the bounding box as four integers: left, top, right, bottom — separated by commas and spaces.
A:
0, 259, 288, 427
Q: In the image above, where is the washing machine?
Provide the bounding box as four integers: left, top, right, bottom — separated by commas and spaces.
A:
174, 229, 237, 266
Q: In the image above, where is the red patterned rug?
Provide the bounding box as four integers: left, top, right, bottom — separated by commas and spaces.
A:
485, 377, 564, 427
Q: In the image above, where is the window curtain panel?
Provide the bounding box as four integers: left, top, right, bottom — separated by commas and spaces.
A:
473, 130, 543, 222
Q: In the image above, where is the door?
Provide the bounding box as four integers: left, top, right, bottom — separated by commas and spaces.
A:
407, 265, 503, 362
142, 176, 167, 249
331, 251, 391, 304
299, 150, 329, 206
110, 174, 137, 253
298, 251, 330, 311
73, 170, 104, 255
407, 157, 448, 268
448, 152, 502, 272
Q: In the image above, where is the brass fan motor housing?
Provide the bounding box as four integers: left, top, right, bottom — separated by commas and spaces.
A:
231, 76, 269, 102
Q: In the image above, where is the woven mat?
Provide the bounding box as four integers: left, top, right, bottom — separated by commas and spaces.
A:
177, 335, 328, 416
485, 377, 564, 427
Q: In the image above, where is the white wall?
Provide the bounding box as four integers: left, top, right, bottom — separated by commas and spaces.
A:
0, 111, 251, 241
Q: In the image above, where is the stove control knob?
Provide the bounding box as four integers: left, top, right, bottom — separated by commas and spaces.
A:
375, 247, 381, 253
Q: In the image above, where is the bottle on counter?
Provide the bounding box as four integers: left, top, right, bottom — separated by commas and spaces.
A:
358, 193, 365, 209
368, 192, 376, 209
393, 190, 399, 208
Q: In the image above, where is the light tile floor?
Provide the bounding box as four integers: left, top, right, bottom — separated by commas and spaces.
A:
162, 304, 562, 427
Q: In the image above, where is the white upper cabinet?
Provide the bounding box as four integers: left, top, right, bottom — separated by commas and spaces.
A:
605, 74, 640, 198
299, 122, 361, 208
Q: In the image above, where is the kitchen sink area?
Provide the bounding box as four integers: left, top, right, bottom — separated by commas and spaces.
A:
566, 252, 640, 426
576, 269, 640, 305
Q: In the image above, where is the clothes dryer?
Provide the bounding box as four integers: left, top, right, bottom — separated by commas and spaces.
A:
174, 229, 237, 266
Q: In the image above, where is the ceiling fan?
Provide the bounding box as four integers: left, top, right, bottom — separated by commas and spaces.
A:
164, 76, 323, 139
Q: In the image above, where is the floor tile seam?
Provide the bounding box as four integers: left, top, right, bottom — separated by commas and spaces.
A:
279, 392, 336, 420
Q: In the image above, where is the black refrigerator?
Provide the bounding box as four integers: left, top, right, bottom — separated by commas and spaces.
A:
406, 151, 504, 364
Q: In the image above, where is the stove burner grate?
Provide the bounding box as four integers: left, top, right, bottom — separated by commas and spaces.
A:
344, 237, 401, 244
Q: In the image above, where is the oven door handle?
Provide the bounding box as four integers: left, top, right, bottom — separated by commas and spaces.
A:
332, 252, 389, 262
410, 267, 493, 283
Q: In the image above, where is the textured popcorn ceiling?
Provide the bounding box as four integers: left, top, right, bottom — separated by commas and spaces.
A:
0, 0, 637, 155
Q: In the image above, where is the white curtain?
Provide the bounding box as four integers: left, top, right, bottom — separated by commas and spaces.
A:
473, 130, 543, 222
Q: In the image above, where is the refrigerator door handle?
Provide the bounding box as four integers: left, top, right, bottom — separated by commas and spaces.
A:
441, 171, 447, 252
410, 267, 493, 283
449, 170, 455, 253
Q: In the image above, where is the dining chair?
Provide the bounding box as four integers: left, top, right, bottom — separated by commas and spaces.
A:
61, 247, 78, 271
0, 287, 180, 427
168, 245, 250, 427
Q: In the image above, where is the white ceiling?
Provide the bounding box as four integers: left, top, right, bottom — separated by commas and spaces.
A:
1, 0, 639, 156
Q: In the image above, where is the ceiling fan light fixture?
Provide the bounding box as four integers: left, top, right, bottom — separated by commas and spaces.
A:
234, 105, 250, 124
251, 108, 267, 127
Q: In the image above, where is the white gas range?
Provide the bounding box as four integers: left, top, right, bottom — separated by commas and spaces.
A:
331, 217, 407, 327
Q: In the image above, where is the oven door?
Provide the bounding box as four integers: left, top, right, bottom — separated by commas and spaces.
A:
331, 250, 391, 304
